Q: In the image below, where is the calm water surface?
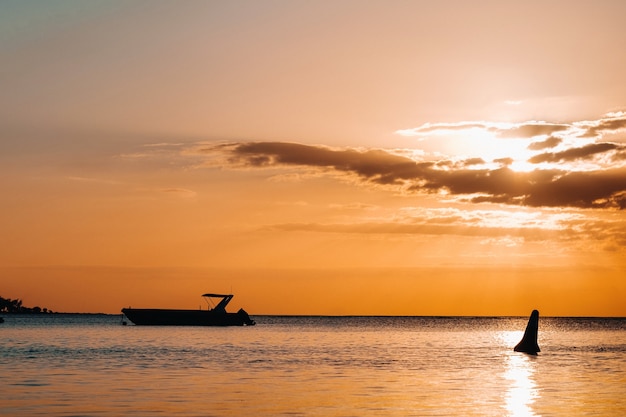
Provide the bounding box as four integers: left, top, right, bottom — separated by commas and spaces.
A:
1, 315, 625, 416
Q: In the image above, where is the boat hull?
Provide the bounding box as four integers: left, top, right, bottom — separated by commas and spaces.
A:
121, 308, 255, 326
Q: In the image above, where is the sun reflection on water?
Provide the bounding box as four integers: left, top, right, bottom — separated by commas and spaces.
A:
502, 332, 540, 417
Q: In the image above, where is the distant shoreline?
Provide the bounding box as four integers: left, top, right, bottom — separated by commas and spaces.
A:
0, 312, 115, 316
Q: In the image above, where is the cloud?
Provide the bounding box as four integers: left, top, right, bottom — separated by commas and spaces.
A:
558, 216, 626, 251
461, 158, 486, 166
264, 221, 543, 239
523, 170, 626, 209
494, 157, 514, 166
195, 113, 626, 211
494, 123, 570, 139
579, 112, 626, 138
66, 176, 122, 185
527, 136, 562, 151
253, 204, 626, 257
396, 122, 488, 136
397, 120, 570, 139
261, 206, 563, 240
228, 142, 434, 185
261, 206, 626, 249
614, 149, 626, 161
397, 112, 626, 145
221, 141, 626, 210
161, 188, 197, 198
528, 143, 624, 164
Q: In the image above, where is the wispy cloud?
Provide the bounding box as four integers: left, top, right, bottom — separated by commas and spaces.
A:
396, 121, 571, 139
397, 113, 626, 143
396, 121, 490, 137
161, 188, 197, 198
66, 176, 122, 185
494, 123, 570, 139
260, 206, 626, 252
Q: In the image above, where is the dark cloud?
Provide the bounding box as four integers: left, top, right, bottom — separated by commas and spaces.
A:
528, 143, 622, 164
581, 115, 626, 138
227, 142, 626, 210
494, 157, 514, 166
435, 160, 454, 168
230, 142, 433, 185
528, 136, 562, 151
523, 170, 626, 209
461, 158, 485, 166
495, 123, 569, 139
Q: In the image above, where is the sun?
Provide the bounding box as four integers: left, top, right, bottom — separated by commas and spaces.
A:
462, 130, 535, 170
507, 158, 538, 172
398, 125, 537, 171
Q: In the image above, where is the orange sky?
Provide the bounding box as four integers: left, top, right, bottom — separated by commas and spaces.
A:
1, 1, 625, 316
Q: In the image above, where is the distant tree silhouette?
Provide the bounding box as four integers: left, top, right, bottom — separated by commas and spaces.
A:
0, 296, 21, 313
0, 295, 52, 314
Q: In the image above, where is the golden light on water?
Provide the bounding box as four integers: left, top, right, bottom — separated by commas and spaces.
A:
500, 331, 539, 417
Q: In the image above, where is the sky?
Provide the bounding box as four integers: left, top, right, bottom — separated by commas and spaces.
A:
1, 0, 625, 316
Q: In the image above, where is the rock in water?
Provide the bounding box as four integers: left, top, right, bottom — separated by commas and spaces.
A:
514, 309, 540, 354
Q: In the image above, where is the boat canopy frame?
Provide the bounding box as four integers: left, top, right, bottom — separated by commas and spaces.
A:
201, 293, 233, 313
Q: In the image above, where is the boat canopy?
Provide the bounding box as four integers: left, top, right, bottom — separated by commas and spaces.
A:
201, 293, 233, 313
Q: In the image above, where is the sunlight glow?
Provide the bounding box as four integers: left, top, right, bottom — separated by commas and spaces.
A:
504, 352, 539, 417
508, 159, 538, 172
396, 124, 537, 170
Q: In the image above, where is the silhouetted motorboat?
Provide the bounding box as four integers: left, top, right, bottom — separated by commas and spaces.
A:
121, 293, 255, 326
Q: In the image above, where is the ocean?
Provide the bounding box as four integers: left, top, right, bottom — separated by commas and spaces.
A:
1, 315, 625, 416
